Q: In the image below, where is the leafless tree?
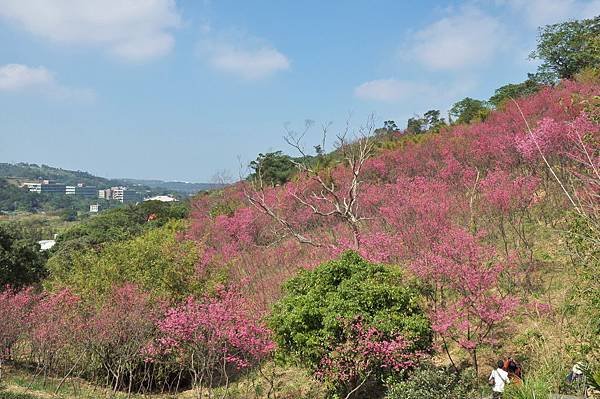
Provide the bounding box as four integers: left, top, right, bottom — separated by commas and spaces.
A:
211, 169, 234, 186
245, 116, 376, 250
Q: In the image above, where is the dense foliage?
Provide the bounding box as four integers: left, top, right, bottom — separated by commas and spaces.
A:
531, 16, 600, 80
269, 251, 431, 395
384, 365, 477, 399
488, 77, 542, 108
449, 97, 490, 124
1, 15, 599, 398
0, 179, 40, 212
47, 220, 200, 300
53, 200, 188, 248
0, 224, 47, 288
249, 151, 298, 186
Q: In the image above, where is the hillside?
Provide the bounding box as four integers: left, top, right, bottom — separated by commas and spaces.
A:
120, 178, 225, 194
0, 162, 119, 187
0, 162, 221, 194
1, 79, 597, 399
0, 162, 224, 214
1, 15, 599, 399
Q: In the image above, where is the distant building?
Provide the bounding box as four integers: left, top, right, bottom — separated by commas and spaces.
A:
76, 184, 97, 197
144, 195, 178, 202
89, 204, 100, 213
22, 181, 66, 194
38, 240, 56, 251
98, 188, 112, 199
111, 187, 140, 203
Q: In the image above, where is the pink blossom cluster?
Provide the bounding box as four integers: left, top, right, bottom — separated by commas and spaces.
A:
150, 284, 275, 370
316, 317, 418, 386
0, 287, 36, 361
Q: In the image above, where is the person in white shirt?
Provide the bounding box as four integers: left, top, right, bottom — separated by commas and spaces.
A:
489, 360, 510, 398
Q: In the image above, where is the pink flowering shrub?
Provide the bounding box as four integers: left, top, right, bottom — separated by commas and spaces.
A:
315, 317, 420, 397
85, 283, 160, 392
149, 285, 274, 389
479, 170, 540, 263
411, 228, 520, 371
26, 289, 83, 372
0, 287, 36, 363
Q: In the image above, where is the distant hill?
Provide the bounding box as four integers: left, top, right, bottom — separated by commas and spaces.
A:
0, 163, 121, 187
0, 163, 223, 195
120, 179, 225, 195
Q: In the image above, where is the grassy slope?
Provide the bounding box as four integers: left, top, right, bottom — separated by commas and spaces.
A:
0, 363, 323, 399
3, 82, 597, 398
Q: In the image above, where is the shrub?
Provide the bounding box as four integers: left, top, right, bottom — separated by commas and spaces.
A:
503, 374, 552, 399
48, 220, 201, 301
316, 317, 421, 398
85, 284, 160, 393
149, 285, 275, 391
385, 364, 477, 399
269, 252, 431, 396
0, 225, 47, 289
0, 288, 36, 364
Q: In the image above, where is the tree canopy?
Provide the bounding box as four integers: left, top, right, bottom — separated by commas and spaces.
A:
530, 16, 600, 80
268, 251, 431, 368
489, 77, 542, 108
249, 151, 298, 186
0, 223, 47, 288
449, 97, 490, 125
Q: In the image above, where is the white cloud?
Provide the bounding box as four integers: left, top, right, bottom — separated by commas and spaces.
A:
0, 64, 52, 90
0, 64, 94, 101
0, 0, 181, 61
501, 0, 600, 27
354, 79, 434, 102
354, 77, 478, 107
404, 7, 509, 71
198, 34, 290, 80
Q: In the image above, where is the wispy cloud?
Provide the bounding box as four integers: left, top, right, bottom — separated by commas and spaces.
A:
499, 0, 600, 27
354, 79, 434, 102
354, 77, 477, 110
0, 0, 181, 62
198, 32, 290, 80
403, 6, 510, 71
0, 64, 95, 101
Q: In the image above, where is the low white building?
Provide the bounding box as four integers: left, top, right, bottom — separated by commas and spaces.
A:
144, 195, 178, 202
38, 240, 56, 251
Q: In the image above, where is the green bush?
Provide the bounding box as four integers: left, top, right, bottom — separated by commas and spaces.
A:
268, 251, 431, 369
503, 374, 552, 399
385, 365, 477, 399
0, 223, 48, 288
47, 220, 201, 301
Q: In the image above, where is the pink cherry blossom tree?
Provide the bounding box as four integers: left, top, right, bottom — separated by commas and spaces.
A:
148, 284, 275, 397
315, 317, 421, 399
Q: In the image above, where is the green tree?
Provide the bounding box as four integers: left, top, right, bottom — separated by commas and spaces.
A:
530, 16, 600, 80
449, 97, 490, 125
423, 109, 446, 132
268, 251, 431, 369
0, 179, 41, 212
47, 220, 201, 301
249, 151, 297, 186
489, 77, 542, 108
0, 224, 47, 288
383, 120, 399, 132
55, 200, 188, 248
406, 116, 425, 135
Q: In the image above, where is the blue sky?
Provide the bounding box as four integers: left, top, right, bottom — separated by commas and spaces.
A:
0, 0, 598, 182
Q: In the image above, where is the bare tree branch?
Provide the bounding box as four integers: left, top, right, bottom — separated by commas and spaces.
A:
246, 116, 376, 250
